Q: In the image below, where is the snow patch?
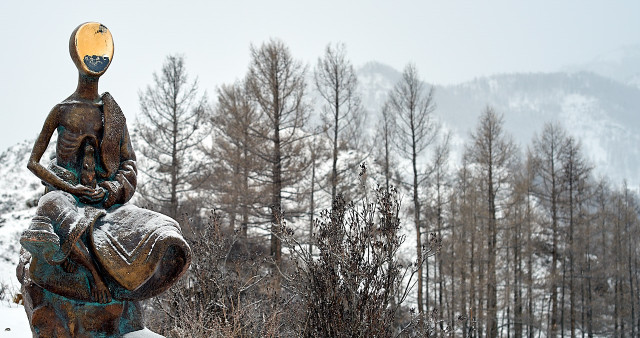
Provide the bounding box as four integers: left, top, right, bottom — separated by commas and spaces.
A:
0, 303, 31, 337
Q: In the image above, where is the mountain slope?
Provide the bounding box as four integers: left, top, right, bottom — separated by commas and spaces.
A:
567, 44, 640, 89
358, 63, 640, 187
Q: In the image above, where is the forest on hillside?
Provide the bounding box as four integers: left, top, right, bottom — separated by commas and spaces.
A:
134, 39, 640, 337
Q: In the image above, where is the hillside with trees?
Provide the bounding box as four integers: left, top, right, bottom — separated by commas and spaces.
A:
1, 40, 640, 337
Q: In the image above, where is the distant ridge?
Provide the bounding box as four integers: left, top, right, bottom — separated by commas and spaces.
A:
357, 64, 640, 188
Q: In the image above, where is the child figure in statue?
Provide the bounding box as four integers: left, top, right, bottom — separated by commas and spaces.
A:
18, 22, 191, 337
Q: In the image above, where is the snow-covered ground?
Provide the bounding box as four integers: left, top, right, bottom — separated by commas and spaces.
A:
0, 209, 32, 297
0, 303, 164, 337
0, 140, 43, 337
0, 303, 31, 337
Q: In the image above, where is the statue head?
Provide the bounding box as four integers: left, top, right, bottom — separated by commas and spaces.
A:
69, 22, 114, 78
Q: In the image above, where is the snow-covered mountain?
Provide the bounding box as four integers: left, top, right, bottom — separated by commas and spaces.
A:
567, 44, 640, 90
357, 62, 640, 188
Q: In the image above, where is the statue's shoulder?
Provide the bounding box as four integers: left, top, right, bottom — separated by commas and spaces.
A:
59, 99, 79, 106
41, 102, 67, 121
57, 98, 101, 110
100, 91, 117, 104
101, 92, 126, 122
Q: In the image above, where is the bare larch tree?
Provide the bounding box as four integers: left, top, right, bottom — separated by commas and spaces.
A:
137, 55, 208, 219
206, 80, 264, 237
531, 122, 567, 337
387, 63, 439, 315
374, 102, 397, 195
466, 107, 517, 338
314, 42, 363, 202
246, 39, 309, 268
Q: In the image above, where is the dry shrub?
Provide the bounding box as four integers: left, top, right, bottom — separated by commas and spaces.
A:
145, 183, 470, 337
145, 211, 298, 337
288, 186, 441, 337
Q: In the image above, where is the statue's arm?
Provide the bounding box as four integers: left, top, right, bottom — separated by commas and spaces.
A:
100, 123, 137, 208
27, 105, 91, 196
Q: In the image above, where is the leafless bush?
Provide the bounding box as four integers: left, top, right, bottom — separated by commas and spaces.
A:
146, 211, 295, 337
146, 183, 474, 337
0, 281, 9, 302
285, 186, 441, 337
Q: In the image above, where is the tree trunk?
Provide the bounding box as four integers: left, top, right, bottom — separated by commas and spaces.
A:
487, 162, 498, 338
271, 106, 282, 267
515, 210, 523, 338
414, 138, 423, 314
568, 168, 576, 338
309, 149, 316, 254
331, 87, 339, 202
550, 167, 558, 337
560, 250, 566, 338
241, 143, 249, 238
470, 220, 477, 338
437, 180, 444, 332
170, 107, 179, 219
527, 212, 534, 338
627, 189, 636, 338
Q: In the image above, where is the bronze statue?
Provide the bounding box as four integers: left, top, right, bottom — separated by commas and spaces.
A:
17, 22, 191, 337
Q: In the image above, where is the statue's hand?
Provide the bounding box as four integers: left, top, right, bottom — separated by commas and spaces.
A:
77, 186, 107, 204
72, 184, 94, 197
93, 187, 107, 201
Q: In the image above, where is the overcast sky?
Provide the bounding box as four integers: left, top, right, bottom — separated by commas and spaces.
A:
0, 0, 638, 151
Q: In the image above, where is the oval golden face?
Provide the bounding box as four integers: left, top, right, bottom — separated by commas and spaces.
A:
73, 23, 113, 75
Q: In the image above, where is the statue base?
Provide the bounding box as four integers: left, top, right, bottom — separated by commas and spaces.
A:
17, 250, 162, 338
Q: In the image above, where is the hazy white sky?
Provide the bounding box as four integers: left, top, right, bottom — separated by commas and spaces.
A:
0, 0, 638, 151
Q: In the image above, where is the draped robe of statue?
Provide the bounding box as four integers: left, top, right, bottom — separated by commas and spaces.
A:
17, 22, 191, 337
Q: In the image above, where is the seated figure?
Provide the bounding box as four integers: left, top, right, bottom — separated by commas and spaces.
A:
17, 22, 191, 337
